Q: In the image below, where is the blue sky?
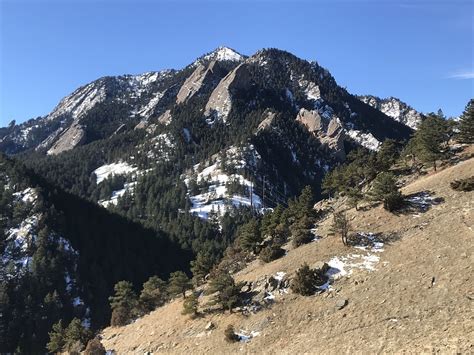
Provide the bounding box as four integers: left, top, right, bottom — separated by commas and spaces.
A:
0, 0, 472, 127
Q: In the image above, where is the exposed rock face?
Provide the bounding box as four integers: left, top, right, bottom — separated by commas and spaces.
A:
47, 122, 85, 155
157, 110, 172, 125
256, 111, 276, 132
359, 95, 422, 130
296, 108, 345, 159
204, 64, 250, 122
177, 61, 223, 104
296, 109, 325, 133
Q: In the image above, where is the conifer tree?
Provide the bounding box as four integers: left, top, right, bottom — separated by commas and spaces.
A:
237, 218, 261, 254
191, 251, 216, 286
46, 320, 66, 353
206, 273, 241, 312
63, 318, 92, 353
167, 271, 192, 299
108, 281, 138, 324
370, 172, 403, 211
291, 263, 326, 296
376, 139, 399, 171
291, 215, 314, 247
139, 276, 168, 313
181, 291, 199, 318
458, 99, 474, 144
331, 211, 351, 246
414, 114, 449, 171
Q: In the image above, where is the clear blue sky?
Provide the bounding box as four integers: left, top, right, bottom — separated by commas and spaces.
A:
0, 0, 472, 127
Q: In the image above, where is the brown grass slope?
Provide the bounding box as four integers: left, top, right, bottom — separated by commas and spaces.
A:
102, 149, 474, 354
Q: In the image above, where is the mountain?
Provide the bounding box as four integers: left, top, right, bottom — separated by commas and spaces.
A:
1, 48, 413, 220
0, 46, 468, 353
358, 95, 423, 130
100, 149, 474, 353
0, 153, 192, 352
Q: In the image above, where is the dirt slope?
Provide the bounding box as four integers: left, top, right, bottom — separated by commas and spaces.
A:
101, 150, 473, 354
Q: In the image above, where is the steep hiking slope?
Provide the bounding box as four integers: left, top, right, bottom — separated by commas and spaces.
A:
101, 149, 473, 354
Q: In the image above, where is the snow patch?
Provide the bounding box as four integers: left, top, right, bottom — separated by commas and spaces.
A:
93, 162, 138, 184
346, 129, 381, 151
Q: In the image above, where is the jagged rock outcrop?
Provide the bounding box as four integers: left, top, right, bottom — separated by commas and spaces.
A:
177, 61, 223, 104
359, 95, 423, 129
256, 111, 276, 132
47, 122, 85, 155
204, 64, 250, 122
296, 108, 345, 159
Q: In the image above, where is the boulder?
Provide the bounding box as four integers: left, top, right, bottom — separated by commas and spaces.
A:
336, 299, 348, 310
205, 322, 215, 331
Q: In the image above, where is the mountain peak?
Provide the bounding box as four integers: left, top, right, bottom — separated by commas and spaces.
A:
202, 46, 244, 62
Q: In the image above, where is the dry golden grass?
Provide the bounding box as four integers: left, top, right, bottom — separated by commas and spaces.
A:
102, 146, 474, 354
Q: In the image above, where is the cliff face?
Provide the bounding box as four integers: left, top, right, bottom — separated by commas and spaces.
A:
358, 95, 423, 130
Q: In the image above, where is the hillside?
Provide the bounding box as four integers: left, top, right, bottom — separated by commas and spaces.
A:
0, 154, 191, 352
101, 146, 474, 354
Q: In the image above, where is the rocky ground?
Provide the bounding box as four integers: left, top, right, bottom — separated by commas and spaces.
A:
101, 146, 474, 354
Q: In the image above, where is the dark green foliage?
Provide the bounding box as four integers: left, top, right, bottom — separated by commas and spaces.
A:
450, 176, 474, 192
322, 148, 378, 198
63, 318, 93, 353
291, 216, 314, 248
346, 186, 363, 210
46, 320, 66, 353
370, 172, 403, 211
224, 325, 239, 343
47, 318, 92, 354
110, 306, 129, 327
206, 273, 241, 312
291, 263, 326, 296
167, 271, 192, 299
237, 218, 261, 254
458, 99, 474, 144
413, 114, 450, 171
181, 291, 199, 318
331, 211, 351, 246
191, 251, 218, 286
376, 139, 400, 171
259, 244, 285, 263
139, 276, 168, 314
108, 281, 138, 325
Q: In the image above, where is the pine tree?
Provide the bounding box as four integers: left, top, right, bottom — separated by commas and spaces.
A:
46, 320, 66, 353
63, 318, 92, 353
139, 276, 168, 314
370, 172, 403, 211
376, 139, 399, 171
414, 114, 449, 171
346, 186, 363, 211
167, 271, 192, 299
181, 291, 199, 318
291, 263, 326, 296
206, 273, 241, 312
291, 215, 314, 247
191, 251, 216, 286
458, 99, 474, 144
237, 218, 261, 254
108, 281, 138, 324
331, 211, 350, 246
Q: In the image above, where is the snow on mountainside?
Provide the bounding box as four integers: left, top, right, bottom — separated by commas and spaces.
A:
184, 145, 263, 220
358, 95, 423, 129
0, 180, 90, 326
199, 46, 244, 64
